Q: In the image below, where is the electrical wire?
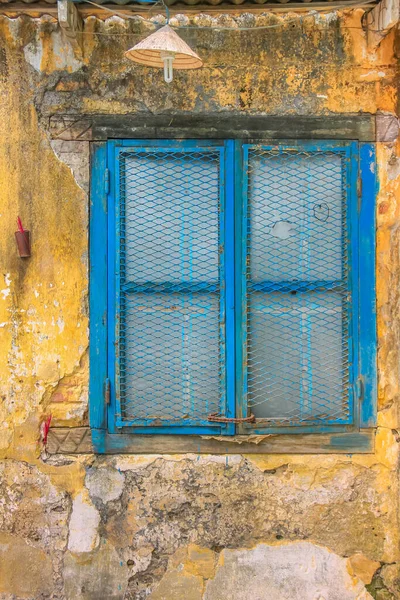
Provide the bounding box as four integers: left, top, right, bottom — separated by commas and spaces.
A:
78, 27, 394, 36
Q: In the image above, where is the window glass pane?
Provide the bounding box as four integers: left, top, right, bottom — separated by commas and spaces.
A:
123, 152, 219, 284
245, 147, 351, 427
249, 152, 343, 282
120, 294, 221, 423
248, 292, 349, 423
117, 147, 225, 428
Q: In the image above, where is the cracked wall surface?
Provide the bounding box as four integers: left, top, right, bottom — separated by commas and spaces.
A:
0, 7, 399, 600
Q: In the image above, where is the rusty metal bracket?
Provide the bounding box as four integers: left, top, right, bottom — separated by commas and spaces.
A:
58, 0, 83, 57
208, 413, 256, 423
104, 378, 111, 405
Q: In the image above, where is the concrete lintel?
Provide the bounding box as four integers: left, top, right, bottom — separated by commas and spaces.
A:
47, 114, 377, 142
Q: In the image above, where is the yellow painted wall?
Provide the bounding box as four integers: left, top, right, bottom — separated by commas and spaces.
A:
0, 9, 399, 599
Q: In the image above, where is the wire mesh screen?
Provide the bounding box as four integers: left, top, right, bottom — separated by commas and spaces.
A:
245, 147, 351, 425
117, 148, 225, 426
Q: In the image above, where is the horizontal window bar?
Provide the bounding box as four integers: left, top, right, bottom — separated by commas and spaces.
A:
121, 282, 219, 294
248, 280, 345, 293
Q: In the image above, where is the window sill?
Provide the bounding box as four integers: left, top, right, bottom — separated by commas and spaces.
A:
46, 427, 375, 455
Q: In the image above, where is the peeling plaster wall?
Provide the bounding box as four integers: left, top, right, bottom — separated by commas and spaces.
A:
0, 8, 399, 600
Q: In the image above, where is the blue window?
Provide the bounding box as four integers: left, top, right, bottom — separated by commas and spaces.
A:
90, 140, 376, 443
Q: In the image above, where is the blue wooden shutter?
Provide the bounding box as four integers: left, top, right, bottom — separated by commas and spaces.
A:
236, 142, 359, 432
110, 141, 235, 434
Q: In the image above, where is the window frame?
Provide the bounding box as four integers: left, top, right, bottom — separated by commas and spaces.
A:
89, 139, 377, 454
235, 141, 372, 435
107, 139, 236, 436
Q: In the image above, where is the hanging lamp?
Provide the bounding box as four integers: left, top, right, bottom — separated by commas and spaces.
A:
125, 25, 203, 83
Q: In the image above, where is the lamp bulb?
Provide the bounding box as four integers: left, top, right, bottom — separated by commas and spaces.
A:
161, 51, 175, 83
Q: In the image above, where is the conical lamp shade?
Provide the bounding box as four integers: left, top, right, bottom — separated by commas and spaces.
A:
125, 25, 203, 70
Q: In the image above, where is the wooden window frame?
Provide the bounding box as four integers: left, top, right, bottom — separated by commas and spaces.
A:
89, 139, 377, 454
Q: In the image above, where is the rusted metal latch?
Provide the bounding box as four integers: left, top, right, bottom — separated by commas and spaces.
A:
208, 413, 256, 423
104, 378, 111, 405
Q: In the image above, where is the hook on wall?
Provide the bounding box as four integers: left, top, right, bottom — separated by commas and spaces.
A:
15, 217, 31, 258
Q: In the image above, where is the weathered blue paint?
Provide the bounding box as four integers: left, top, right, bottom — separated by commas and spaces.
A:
328, 431, 373, 451
358, 143, 377, 427
90, 429, 375, 454
106, 140, 119, 435
347, 141, 360, 431
224, 140, 236, 435
248, 280, 344, 292
122, 282, 220, 293
236, 141, 370, 435
107, 139, 235, 435
234, 141, 248, 423
89, 142, 108, 435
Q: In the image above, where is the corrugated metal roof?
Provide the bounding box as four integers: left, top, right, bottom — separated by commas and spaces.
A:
0, 0, 376, 5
